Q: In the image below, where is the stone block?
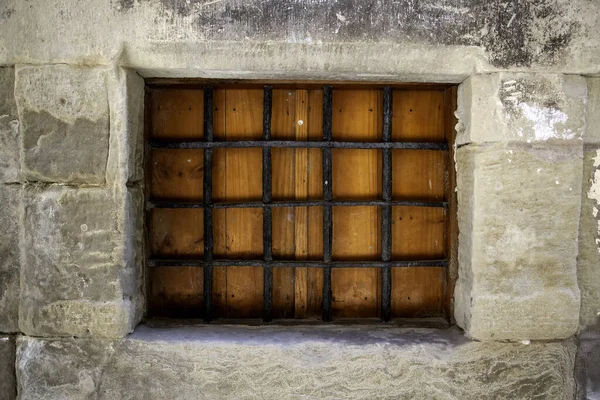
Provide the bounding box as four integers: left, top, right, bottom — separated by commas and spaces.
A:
0, 336, 15, 400
15, 65, 109, 184
106, 67, 145, 186
455, 142, 582, 341
16, 326, 576, 400
456, 73, 587, 145
19, 185, 141, 338
0, 67, 19, 183
578, 147, 600, 329
586, 78, 600, 145
0, 185, 20, 333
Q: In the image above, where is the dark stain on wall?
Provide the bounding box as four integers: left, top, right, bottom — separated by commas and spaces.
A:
114, 0, 581, 69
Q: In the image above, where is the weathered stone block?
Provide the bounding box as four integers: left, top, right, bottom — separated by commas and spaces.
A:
106, 67, 145, 186
15, 65, 109, 184
456, 73, 587, 145
0, 185, 20, 333
455, 142, 582, 341
16, 326, 576, 400
0, 67, 19, 183
19, 185, 141, 338
578, 147, 600, 329
586, 78, 600, 145
0, 335, 16, 400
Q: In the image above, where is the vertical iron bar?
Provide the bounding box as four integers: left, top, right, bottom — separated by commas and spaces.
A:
322, 86, 333, 322
203, 87, 214, 322
381, 86, 393, 322
262, 86, 274, 322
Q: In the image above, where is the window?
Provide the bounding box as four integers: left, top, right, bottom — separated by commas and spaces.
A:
146, 82, 457, 322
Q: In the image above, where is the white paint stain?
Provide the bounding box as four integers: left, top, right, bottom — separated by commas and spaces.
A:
520, 103, 574, 141
588, 149, 600, 253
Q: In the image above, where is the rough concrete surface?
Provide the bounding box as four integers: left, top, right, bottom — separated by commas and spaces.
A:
0, 185, 20, 333
0, 1, 599, 77
16, 325, 576, 400
0, 335, 16, 400
456, 73, 587, 145
455, 142, 582, 341
19, 185, 140, 338
15, 65, 110, 184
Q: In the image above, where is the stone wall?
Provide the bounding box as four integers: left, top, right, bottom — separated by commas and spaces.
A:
1, 1, 600, 399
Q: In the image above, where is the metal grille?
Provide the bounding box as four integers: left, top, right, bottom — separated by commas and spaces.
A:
148, 85, 449, 322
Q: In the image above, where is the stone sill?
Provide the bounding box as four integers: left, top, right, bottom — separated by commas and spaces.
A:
18, 322, 576, 399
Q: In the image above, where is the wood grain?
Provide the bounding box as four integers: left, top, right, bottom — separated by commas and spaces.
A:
147, 84, 455, 320
213, 88, 264, 318
331, 89, 382, 318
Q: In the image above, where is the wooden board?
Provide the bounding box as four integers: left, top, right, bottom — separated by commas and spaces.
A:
148, 88, 205, 317
212, 89, 264, 319
331, 89, 382, 318
390, 89, 447, 317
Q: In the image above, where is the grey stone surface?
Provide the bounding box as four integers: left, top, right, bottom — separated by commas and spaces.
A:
16, 325, 577, 400
105, 67, 145, 186
0, 67, 19, 183
15, 65, 109, 184
456, 73, 588, 145
576, 328, 600, 400
19, 185, 141, 338
0, 1, 599, 76
0, 335, 15, 400
455, 142, 582, 341
578, 147, 600, 329
586, 78, 600, 145
0, 185, 20, 333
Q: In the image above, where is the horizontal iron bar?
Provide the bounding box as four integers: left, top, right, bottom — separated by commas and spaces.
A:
148, 199, 448, 209
150, 139, 448, 151
148, 259, 448, 268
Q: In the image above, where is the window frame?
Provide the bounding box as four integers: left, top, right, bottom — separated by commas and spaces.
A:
145, 81, 458, 323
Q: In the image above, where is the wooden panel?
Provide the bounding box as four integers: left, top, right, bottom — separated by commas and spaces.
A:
391, 267, 444, 317
331, 90, 382, 318
391, 207, 445, 259
293, 90, 309, 318
211, 89, 228, 317
389, 89, 447, 317
213, 88, 264, 319
392, 150, 445, 201
148, 89, 205, 317
306, 89, 324, 319
150, 89, 204, 140
151, 209, 204, 257
147, 83, 456, 321
392, 90, 444, 142
149, 208, 204, 317
150, 149, 203, 201
149, 267, 203, 318
271, 89, 296, 318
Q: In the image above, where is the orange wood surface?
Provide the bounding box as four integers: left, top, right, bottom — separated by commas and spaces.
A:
148, 84, 454, 320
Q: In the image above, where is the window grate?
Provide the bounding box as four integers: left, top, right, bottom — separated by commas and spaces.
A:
148, 85, 449, 323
